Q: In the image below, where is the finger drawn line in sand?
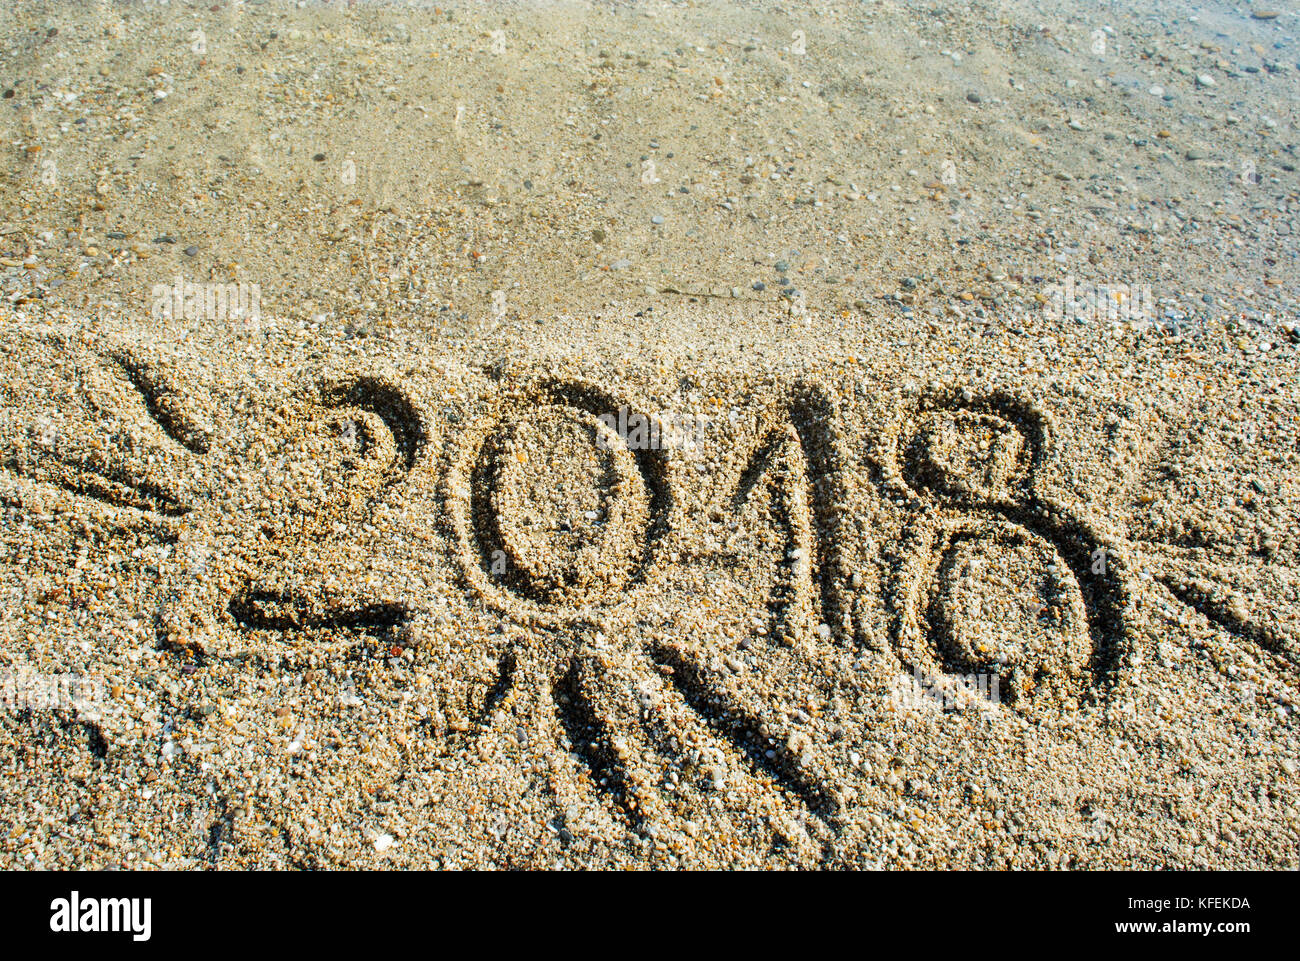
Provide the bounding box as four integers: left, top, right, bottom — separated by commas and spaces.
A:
318, 375, 427, 475
275, 375, 429, 535
538, 641, 835, 844
1128, 540, 1300, 673
454, 378, 671, 620
157, 370, 428, 655
719, 424, 820, 641
1119, 424, 1298, 674
445, 380, 679, 829
648, 642, 838, 818
110, 351, 214, 455
478, 648, 518, 723
553, 659, 648, 832
885, 390, 1131, 709
3, 449, 192, 518
637, 388, 844, 824
443, 378, 840, 840
228, 590, 408, 636
786, 382, 851, 638
285, 408, 397, 509
695, 382, 849, 641
2, 349, 204, 520
8, 713, 110, 760
1158, 577, 1298, 669
726, 426, 812, 639
185, 382, 426, 647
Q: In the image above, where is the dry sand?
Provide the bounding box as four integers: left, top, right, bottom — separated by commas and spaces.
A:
0, 0, 1298, 869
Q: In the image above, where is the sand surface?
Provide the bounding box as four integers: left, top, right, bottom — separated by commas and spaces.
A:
0, 0, 1298, 868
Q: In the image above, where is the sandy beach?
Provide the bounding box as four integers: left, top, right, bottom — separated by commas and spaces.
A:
0, 0, 1297, 869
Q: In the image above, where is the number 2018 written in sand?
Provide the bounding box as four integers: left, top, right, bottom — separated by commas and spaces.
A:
8, 353, 1294, 722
